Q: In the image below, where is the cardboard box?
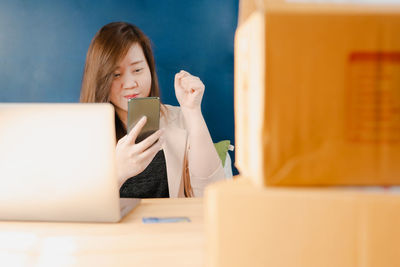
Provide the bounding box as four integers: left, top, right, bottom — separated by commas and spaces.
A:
205, 177, 400, 267
235, 0, 400, 186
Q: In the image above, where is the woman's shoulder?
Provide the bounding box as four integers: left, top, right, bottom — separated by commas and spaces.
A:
163, 104, 181, 114
161, 104, 184, 126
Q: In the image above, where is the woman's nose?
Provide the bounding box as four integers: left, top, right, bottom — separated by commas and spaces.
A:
122, 74, 138, 89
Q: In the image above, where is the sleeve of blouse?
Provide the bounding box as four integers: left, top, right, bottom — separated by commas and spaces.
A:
188, 146, 225, 197
172, 105, 225, 197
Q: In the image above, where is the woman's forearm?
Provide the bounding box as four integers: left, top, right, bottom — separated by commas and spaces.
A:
181, 107, 222, 178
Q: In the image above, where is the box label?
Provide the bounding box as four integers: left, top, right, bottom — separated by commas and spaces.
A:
346, 52, 400, 144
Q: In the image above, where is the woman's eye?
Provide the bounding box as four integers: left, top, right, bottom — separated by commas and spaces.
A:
113, 73, 121, 78
134, 68, 143, 73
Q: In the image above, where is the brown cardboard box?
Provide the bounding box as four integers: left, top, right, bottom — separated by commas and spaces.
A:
205, 177, 400, 267
235, 0, 400, 186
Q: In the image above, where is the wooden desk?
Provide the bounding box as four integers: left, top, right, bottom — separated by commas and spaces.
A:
0, 198, 204, 267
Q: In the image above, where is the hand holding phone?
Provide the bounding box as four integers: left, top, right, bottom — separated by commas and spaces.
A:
115, 114, 163, 186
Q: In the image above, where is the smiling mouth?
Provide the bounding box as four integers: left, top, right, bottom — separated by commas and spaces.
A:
124, 94, 139, 99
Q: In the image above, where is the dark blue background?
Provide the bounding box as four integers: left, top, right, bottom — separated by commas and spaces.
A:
0, 0, 239, 174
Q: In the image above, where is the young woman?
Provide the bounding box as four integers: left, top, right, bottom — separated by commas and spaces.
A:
80, 22, 224, 198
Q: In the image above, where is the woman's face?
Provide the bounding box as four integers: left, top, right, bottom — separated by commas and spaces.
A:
110, 43, 152, 112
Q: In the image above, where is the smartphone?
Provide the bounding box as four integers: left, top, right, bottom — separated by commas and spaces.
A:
127, 97, 160, 143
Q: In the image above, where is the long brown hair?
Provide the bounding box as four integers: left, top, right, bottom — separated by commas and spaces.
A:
80, 22, 161, 140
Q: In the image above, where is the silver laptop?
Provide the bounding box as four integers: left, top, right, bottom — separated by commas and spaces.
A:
0, 103, 140, 222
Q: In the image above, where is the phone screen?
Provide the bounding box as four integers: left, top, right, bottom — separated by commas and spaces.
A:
127, 97, 160, 143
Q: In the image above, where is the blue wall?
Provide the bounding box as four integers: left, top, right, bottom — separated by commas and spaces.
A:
0, 0, 239, 174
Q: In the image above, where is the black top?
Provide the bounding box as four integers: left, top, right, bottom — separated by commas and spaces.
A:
119, 149, 169, 198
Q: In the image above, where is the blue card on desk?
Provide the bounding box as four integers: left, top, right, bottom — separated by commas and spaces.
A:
142, 216, 191, 224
